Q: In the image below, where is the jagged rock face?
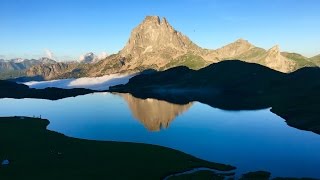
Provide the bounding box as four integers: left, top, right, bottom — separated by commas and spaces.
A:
0, 58, 56, 72
119, 93, 193, 131
25, 55, 126, 80
262, 46, 295, 72
214, 41, 297, 72
84, 54, 130, 77
120, 16, 202, 69
24, 15, 317, 80
38, 57, 56, 64
26, 62, 79, 79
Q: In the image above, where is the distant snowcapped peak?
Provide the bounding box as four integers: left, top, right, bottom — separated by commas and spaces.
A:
11, 58, 27, 63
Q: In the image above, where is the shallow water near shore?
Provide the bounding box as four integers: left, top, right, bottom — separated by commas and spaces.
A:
0, 92, 319, 178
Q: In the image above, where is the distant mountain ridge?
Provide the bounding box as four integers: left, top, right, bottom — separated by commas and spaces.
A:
26, 16, 319, 80
0, 57, 56, 72
0, 57, 56, 79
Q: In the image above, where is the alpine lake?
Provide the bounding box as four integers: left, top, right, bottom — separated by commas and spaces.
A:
0, 92, 319, 179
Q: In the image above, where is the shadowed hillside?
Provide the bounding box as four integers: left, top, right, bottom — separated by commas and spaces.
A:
0, 80, 95, 100
110, 60, 320, 134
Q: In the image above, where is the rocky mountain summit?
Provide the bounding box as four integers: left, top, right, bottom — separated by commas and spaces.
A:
26, 16, 317, 80
27, 62, 80, 80
215, 39, 256, 59
119, 16, 203, 69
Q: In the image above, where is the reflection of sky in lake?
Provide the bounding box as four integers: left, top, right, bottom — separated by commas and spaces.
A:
0, 93, 319, 178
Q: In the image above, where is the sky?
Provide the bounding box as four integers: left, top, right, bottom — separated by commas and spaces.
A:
0, 0, 319, 60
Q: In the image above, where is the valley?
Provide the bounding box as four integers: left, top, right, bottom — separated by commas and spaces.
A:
1, 2, 320, 179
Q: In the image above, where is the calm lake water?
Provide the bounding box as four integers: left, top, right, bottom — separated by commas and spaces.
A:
1, 92, 320, 178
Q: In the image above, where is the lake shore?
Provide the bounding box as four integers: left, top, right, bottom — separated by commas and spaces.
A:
1, 116, 317, 179
0, 116, 234, 179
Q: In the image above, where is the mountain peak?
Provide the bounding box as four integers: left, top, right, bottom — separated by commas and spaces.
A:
160, 17, 170, 27
142, 16, 171, 26
143, 16, 161, 25
263, 44, 296, 72
215, 38, 255, 58
270, 45, 280, 50
140, 16, 174, 31
120, 15, 200, 65
267, 45, 281, 55
234, 38, 254, 46
235, 38, 247, 43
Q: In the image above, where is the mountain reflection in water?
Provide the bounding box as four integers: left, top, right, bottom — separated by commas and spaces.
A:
0, 92, 320, 178
117, 93, 193, 131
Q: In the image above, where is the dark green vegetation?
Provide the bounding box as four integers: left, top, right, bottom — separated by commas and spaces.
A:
110, 60, 320, 134
0, 80, 95, 100
0, 117, 234, 180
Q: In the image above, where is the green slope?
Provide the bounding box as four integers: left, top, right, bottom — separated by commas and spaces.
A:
281, 52, 316, 68
310, 54, 320, 66
163, 54, 208, 70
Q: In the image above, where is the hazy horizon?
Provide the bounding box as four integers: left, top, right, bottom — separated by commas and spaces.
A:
1, 0, 319, 60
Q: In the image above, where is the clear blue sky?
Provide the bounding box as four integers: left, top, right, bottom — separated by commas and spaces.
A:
0, 0, 319, 60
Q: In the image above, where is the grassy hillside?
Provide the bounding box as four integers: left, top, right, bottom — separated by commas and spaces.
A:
281, 52, 316, 68
310, 54, 320, 66
235, 47, 267, 62
163, 54, 208, 70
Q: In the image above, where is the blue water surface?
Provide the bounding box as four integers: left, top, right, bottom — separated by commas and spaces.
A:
0, 92, 319, 178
